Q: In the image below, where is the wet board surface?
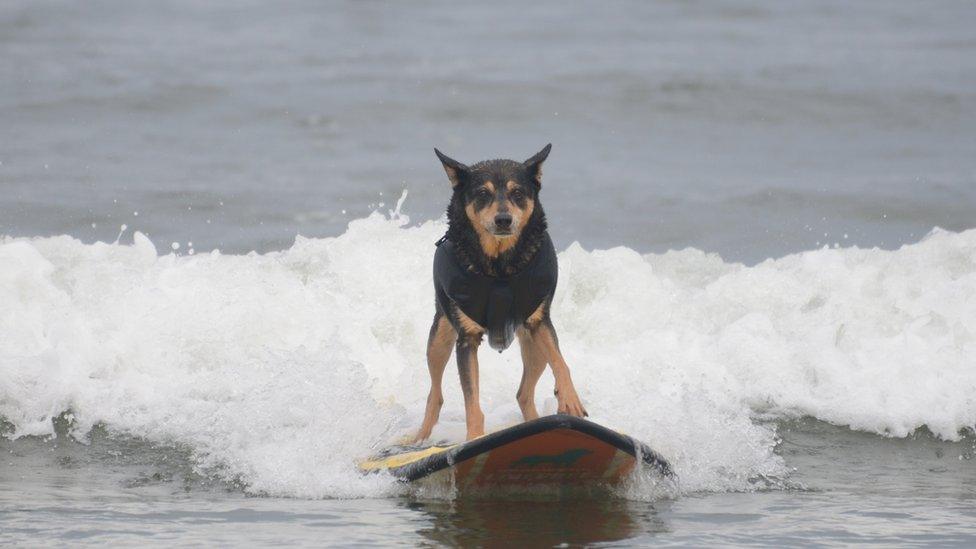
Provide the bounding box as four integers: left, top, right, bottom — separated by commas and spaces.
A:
359, 415, 674, 489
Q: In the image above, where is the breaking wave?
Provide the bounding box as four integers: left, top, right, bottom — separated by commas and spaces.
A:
2, 206, 974, 497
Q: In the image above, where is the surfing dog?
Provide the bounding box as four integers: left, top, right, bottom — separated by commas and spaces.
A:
414, 144, 587, 442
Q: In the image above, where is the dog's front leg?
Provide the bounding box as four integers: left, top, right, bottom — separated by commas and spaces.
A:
414, 311, 456, 443
533, 320, 588, 417
456, 335, 485, 440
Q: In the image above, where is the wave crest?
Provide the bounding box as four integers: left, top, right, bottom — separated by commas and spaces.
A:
1, 216, 974, 497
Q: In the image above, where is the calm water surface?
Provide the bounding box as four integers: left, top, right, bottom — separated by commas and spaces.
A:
2, 420, 975, 546
2, 0, 974, 263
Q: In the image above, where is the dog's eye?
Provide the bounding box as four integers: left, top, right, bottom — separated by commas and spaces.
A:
476, 188, 492, 199
510, 189, 524, 200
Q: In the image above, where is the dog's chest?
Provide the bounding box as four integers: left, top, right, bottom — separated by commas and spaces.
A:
433, 237, 558, 351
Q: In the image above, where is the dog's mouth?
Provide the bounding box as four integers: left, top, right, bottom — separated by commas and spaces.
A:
491, 228, 514, 237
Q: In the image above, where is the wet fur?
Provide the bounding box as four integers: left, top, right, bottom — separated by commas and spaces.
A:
446, 167, 548, 278
414, 145, 587, 443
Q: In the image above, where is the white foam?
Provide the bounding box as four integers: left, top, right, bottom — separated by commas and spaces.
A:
1, 213, 974, 497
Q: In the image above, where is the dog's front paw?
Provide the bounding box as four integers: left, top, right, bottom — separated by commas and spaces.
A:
555, 386, 588, 418
411, 424, 434, 444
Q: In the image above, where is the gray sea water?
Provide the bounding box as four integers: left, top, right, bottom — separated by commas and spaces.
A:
2, 0, 976, 546
4, 0, 975, 264
3, 420, 975, 546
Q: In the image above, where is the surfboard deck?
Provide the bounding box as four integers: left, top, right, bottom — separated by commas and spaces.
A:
359, 415, 673, 489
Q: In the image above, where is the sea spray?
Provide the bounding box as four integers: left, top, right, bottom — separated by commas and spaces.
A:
1, 215, 974, 497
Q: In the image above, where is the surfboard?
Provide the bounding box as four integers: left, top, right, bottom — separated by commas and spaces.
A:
359, 415, 674, 489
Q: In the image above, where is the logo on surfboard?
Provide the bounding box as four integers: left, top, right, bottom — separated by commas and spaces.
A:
513, 448, 592, 468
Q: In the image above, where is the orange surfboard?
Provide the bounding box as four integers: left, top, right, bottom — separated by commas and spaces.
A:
359, 415, 673, 489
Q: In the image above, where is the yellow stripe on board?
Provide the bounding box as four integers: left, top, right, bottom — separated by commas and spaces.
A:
359, 424, 517, 473
358, 444, 455, 472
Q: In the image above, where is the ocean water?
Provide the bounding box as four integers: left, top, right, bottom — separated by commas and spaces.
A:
2, 0, 976, 546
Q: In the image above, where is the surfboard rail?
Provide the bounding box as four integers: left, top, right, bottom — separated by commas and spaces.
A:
360, 415, 674, 485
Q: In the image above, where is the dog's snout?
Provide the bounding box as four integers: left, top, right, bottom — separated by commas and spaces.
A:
494, 213, 513, 229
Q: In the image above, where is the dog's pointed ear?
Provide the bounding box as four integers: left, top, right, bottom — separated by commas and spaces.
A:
434, 148, 469, 189
523, 143, 552, 186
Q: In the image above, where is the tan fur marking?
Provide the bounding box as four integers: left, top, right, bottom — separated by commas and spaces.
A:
464, 201, 479, 225
525, 301, 547, 329
491, 233, 518, 255
464, 200, 517, 259
532, 324, 587, 417
431, 314, 456, 348
443, 165, 461, 188
515, 328, 547, 421
464, 180, 536, 259
454, 304, 485, 336
413, 313, 457, 442
505, 180, 534, 236
520, 196, 534, 231
483, 199, 500, 220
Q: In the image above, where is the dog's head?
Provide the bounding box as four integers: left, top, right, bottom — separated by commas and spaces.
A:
435, 144, 551, 256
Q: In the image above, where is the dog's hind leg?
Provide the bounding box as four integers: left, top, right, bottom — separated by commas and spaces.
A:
515, 327, 546, 421
456, 335, 485, 440
414, 311, 456, 443
532, 318, 587, 418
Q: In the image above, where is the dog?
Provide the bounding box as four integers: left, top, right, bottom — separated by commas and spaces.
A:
414, 144, 587, 443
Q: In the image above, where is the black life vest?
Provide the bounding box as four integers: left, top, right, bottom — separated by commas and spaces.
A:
434, 234, 558, 352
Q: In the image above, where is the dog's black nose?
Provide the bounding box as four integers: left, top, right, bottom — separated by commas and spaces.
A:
494, 213, 513, 229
